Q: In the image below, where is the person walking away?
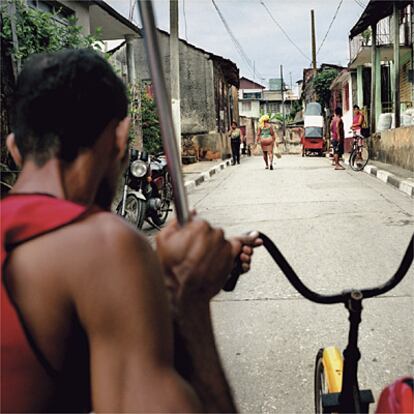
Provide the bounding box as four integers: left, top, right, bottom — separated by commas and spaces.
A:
228, 121, 241, 165
330, 107, 345, 170
257, 115, 276, 170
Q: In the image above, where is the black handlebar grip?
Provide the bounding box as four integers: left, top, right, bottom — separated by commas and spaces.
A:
223, 256, 244, 292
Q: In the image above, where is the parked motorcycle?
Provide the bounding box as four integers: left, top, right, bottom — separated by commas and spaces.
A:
116, 148, 173, 230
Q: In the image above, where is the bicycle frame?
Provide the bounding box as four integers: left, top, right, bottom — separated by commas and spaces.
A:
321, 291, 374, 413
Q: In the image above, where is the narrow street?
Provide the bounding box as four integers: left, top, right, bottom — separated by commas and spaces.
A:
184, 154, 413, 413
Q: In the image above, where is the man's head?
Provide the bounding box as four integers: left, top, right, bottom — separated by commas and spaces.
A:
7, 49, 130, 206
335, 107, 343, 117
353, 105, 360, 114
9, 48, 128, 165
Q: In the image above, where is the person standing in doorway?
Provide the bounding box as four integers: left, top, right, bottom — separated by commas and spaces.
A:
330, 107, 345, 170
227, 121, 241, 165
256, 115, 275, 170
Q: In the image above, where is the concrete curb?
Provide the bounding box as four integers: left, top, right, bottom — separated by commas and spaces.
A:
184, 159, 232, 191
344, 157, 414, 197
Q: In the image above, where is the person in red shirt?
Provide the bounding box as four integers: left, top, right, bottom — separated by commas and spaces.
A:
1, 49, 261, 413
352, 104, 364, 134
330, 107, 345, 170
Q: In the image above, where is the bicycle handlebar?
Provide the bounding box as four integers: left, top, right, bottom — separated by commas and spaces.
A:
253, 233, 413, 304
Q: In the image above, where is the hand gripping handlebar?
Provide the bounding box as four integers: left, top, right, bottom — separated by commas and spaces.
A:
224, 233, 413, 304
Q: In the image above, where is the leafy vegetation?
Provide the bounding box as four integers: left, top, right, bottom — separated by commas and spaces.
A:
141, 89, 163, 155
0, 0, 102, 193
312, 69, 338, 110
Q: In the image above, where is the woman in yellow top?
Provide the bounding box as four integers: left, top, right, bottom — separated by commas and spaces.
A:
256, 115, 276, 170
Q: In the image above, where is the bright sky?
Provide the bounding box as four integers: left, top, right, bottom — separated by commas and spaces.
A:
106, 0, 366, 87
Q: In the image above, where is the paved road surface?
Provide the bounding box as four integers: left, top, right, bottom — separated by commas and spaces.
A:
184, 154, 413, 413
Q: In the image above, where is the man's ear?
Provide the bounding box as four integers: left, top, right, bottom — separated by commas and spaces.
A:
115, 117, 130, 160
6, 133, 23, 168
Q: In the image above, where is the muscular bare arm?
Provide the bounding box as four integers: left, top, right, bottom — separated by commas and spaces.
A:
70, 214, 202, 412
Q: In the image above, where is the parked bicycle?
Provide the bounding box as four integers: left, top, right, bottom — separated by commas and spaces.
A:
349, 130, 369, 172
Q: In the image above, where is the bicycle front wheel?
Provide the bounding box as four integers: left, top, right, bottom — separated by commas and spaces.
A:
314, 348, 327, 413
350, 145, 369, 171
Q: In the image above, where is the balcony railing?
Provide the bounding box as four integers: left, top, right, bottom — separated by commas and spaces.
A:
349, 8, 412, 64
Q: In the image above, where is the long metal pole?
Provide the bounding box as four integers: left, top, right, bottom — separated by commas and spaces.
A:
138, 0, 189, 225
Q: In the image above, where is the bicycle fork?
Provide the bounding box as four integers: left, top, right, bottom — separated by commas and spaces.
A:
322, 291, 374, 413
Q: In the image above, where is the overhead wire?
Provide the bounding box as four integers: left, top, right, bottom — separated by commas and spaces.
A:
211, 0, 264, 80
354, 0, 367, 9
259, 0, 310, 62
316, 0, 344, 56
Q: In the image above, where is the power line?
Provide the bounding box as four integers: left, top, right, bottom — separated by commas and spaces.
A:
211, 0, 264, 80
354, 0, 367, 9
259, 0, 310, 62
317, 0, 344, 56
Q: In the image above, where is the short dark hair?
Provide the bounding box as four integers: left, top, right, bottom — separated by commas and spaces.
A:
231, 121, 237, 127
12, 49, 128, 165
335, 107, 343, 116
353, 105, 360, 110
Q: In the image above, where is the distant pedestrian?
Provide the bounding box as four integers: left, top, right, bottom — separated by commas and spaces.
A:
352, 105, 364, 135
257, 115, 275, 170
330, 107, 345, 170
228, 121, 241, 165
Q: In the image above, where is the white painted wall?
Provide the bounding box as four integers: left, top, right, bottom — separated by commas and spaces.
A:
342, 79, 353, 138
239, 100, 261, 118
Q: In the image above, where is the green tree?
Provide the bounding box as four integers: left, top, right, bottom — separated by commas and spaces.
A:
0, 0, 101, 193
312, 69, 338, 110
289, 99, 303, 121
141, 90, 163, 155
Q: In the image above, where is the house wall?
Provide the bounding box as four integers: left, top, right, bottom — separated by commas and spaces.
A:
239, 116, 258, 145
371, 126, 414, 170
400, 51, 413, 108
60, 1, 90, 34
239, 100, 261, 118
133, 33, 217, 135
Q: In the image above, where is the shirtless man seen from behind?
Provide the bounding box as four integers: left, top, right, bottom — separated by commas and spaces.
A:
1, 49, 261, 413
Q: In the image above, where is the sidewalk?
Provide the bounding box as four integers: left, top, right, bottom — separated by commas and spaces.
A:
182, 158, 232, 191
343, 154, 414, 197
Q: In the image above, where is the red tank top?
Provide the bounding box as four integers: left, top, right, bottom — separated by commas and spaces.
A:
1, 194, 96, 413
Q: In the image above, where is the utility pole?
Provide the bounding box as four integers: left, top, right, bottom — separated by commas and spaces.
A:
280, 64, 287, 151
170, 0, 182, 159
311, 10, 317, 71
